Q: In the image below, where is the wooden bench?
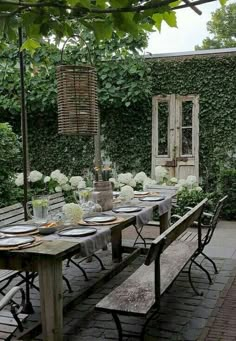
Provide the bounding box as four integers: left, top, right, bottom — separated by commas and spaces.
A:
96, 198, 208, 340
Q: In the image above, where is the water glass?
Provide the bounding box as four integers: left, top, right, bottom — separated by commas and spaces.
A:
31, 195, 49, 224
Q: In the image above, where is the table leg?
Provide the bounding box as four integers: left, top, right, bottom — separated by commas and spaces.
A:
38, 257, 63, 341
159, 211, 169, 234
111, 229, 122, 263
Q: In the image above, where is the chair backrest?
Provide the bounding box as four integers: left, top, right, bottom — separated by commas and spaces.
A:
144, 198, 207, 302
203, 195, 228, 246
48, 192, 66, 215
0, 203, 25, 226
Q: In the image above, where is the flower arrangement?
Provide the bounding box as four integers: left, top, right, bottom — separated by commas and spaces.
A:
119, 185, 134, 202
62, 203, 83, 224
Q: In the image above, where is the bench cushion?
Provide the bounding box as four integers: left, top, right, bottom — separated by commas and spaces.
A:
96, 239, 198, 316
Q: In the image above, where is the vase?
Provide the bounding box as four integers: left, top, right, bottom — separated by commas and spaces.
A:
93, 181, 113, 211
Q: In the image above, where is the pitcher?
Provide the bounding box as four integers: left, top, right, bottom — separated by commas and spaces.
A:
27, 195, 49, 224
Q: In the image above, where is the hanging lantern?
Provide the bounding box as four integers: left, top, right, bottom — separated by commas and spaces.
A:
57, 64, 98, 135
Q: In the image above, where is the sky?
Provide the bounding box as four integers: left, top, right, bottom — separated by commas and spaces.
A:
147, 0, 225, 54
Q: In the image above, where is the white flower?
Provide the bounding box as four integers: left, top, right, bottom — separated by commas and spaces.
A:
109, 178, 120, 189
15, 173, 24, 186
170, 177, 178, 184
62, 203, 83, 224
55, 185, 62, 192
178, 179, 187, 187
57, 173, 68, 186
69, 176, 84, 188
44, 176, 51, 183
196, 186, 203, 192
175, 184, 184, 192
28, 170, 43, 183
77, 180, 86, 189
186, 175, 197, 187
62, 183, 71, 191
50, 169, 61, 181
128, 178, 136, 188
155, 166, 168, 183
117, 173, 133, 185
143, 177, 156, 190
134, 172, 147, 183
119, 185, 134, 201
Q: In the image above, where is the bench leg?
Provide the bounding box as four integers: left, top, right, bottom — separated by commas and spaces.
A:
112, 312, 123, 341
200, 251, 218, 274
92, 254, 106, 270
141, 310, 159, 341
192, 258, 212, 284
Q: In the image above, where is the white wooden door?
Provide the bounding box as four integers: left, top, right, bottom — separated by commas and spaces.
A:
152, 94, 199, 181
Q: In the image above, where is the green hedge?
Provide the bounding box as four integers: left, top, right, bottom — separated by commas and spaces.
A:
0, 45, 235, 215
219, 168, 236, 220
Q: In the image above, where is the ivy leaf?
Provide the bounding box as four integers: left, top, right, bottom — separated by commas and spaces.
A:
20, 38, 41, 54
77, 0, 91, 8
96, 0, 106, 8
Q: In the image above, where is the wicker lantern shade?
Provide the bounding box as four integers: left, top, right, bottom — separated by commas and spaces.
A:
57, 64, 99, 135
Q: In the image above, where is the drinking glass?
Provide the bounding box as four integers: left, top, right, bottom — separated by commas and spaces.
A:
30, 195, 49, 224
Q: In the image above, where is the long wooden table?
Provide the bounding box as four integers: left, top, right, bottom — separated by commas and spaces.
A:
0, 199, 171, 341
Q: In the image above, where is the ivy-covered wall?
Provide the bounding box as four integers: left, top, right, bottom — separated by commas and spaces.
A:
0, 48, 235, 192
149, 55, 236, 190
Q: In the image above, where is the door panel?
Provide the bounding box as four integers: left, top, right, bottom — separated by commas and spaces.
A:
152, 94, 199, 181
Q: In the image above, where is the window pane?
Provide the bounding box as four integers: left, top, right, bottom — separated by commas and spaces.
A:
182, 128, 192, 155
158, 102, 169, 155
182, 101, 192, 127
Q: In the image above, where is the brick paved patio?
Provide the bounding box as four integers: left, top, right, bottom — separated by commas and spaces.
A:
10, 221, 236, 340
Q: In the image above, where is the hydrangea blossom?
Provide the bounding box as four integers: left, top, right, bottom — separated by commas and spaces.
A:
28, 170, 43, 183
170, 177, 178, 184
50, 169, 62, 181
62, 183, 71, 191
134, 172, 147, 184
109, 178, 120, 189
69, 176, 84, 188
186, 175, 197, 187
56, 173, 68, 186
117, 173, 133, 185
44, 176, 51, 183
155, 166, 168, 184
77, 180, 86, 189
119, 185, 134, 202
55, 185, 62, 192
15, 173, 24, 186
128, 178, 136, 188
143, 177, 156, 190
62, 203, 83, 224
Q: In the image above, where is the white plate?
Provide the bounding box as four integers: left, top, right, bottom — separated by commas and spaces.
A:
58, 227, 97, 237
83, 214, 116, 223
0, 224, 38, 234
0, 236, 35, 247
134, 191, 149, 195
139, 196, 165, 202
112, 206, 142, 213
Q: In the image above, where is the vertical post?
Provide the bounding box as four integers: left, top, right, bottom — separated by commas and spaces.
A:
18, 27, 29, 221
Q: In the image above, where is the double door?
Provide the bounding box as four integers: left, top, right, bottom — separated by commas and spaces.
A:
152, 94, 199, 181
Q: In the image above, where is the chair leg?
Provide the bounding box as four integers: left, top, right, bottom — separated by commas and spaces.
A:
92, 254, 106, 270
201, 251, 218, 274
63, 275, 73, 293
188, 260, 203, 296
112, 312, 123, 341
192, 258, 213, 284
68, 258, 89, 281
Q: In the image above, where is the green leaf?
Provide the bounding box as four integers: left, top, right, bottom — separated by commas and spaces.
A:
90, 20, 113, 40
152, 13, 163, 32
219, 0, 227, 5
163, 11, 177, 28
112, 13, 138, 35
20, 38, 41, 54
96, 0, 106, 8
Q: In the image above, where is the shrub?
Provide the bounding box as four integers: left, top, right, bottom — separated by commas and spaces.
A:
175, 188, 208, 216
0, 123, 21, 207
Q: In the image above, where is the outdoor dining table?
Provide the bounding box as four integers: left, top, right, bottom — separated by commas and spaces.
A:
0, 195, 172, 341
